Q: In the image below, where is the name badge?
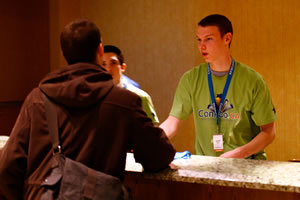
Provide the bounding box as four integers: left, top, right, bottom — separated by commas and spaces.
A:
213, 134, 224, 152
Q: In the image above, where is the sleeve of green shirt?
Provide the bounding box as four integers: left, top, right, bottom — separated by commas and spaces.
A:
140, 95, 160, 124
250, 75, 277, 126
170, 72, 193, 120
125, 84, 160, 124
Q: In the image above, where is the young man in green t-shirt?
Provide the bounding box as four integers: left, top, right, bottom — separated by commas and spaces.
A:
102, 45, 159, 124
160, 14, 277, 159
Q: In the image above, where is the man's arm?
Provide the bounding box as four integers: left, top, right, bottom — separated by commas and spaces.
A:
130, 97, 176, 172
0, 102, 30, 199
159, 116, 182, 139
220, 122, 276, 158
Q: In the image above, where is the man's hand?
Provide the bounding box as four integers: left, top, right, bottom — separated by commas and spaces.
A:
220, 122, 275, 159
169, 163, 179, 169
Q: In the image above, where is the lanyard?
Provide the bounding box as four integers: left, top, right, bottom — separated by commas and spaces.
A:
207, 59, 235, 129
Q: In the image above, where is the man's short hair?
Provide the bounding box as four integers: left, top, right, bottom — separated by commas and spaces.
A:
198, 14, 233, 38
60, 19, 101, 65
103, 45, 124, 65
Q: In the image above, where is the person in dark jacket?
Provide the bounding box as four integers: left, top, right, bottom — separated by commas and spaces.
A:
0, 19, 176, 200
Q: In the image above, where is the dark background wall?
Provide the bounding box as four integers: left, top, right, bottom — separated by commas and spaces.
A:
0, 0, 50, 101
0, 0, 50, 135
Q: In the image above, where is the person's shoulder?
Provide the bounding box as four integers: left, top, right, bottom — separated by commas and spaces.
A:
235, 61, 263, 79
105, 85, 141, 107
15, 87, 43, 114
24, 87, 43, 104
181, 63, 207, 80
186, 63, 207, 74
126, 84, 150, 99
111, 84, 140, 98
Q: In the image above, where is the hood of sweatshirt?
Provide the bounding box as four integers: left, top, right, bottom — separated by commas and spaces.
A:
39, 63, 114, 108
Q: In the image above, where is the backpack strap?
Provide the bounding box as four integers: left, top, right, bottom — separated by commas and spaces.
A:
83, 168, 97, 198
42, 92, 61, 155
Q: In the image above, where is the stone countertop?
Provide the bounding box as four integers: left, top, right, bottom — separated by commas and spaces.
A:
125, 153, 300, 193
1, 138, 299, 193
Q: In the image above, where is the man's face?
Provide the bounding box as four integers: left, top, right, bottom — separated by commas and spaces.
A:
196, 25, 231, 63
102, 52, 125, 85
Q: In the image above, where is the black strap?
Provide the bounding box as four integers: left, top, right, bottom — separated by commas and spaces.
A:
42, 92, 61, 154
83, 168, 97, 198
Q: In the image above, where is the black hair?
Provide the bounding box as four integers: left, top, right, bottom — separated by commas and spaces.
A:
198, 14, 233, 45
103, 45, 124, 65
60, 19, 101, 64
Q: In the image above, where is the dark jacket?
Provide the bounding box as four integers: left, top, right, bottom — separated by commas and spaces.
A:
0, 63, 176, 200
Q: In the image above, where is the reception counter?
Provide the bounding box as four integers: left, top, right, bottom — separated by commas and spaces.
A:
124, 153, 300, 200
1, 138, 300, 199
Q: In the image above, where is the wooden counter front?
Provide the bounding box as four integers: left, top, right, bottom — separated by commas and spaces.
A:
124, 153, 300, 200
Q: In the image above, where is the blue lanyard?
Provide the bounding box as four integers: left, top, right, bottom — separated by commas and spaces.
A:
207, 59, 235, 128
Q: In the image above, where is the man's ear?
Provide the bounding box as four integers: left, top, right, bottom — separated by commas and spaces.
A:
98, 43, 104, 57
224, 32, 232, 46
121, 63, 127, 73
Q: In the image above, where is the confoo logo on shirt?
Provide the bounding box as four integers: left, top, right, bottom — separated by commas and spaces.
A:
198, 94, 240, 120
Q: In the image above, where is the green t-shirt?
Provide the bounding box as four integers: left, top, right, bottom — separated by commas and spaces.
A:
170, 61, 277, 159
125, 84, 160, 124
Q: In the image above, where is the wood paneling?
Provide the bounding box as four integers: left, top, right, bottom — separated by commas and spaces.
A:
0, 102, 22, 136
49, 0, 82, 71
0, 0, 50, 102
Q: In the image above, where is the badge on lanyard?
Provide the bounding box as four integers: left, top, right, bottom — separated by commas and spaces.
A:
213, 134, 224, 152
208, 59, 235, 152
